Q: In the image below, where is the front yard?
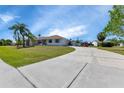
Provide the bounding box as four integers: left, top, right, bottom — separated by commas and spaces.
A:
0, 46, 75, 68
98, 47, 124, 55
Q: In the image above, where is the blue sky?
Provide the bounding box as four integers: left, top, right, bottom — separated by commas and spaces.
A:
0, 5, 112, 41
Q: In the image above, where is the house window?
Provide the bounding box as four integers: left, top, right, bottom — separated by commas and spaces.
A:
55, 39, 60, 43
48, 39, 52, 43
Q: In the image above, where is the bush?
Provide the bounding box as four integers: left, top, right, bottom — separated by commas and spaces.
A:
102, 42, 114, 47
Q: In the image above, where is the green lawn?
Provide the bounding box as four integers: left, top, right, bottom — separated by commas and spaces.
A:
0, 46, 75, 68
98, 47, 124, 55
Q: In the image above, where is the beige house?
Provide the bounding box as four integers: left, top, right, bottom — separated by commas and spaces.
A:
119, 43, 124, 47
92, 40, 98, 46
37, 35, 69, 46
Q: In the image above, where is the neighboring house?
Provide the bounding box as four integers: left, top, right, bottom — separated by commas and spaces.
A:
36, 35, 69, 46
119, 43, 124, 47
92, 40, 98, 46
70, 40, 81, 46
71, 41, 77, 46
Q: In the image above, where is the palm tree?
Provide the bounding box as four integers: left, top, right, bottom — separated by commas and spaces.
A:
38, 34, 41, 38
9, 22, 35, 48
26, 31, 36, 47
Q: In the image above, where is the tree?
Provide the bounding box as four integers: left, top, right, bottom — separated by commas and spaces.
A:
38, 34, 41, 38
97, 32, 106, 46
1, 39, 6, 45
0, 40, 2, 46
104, 5, 124, 38
0, 39, 12, 46
5, 39, 13, 45
107, 38, 119, 46
27, 31, 36, 47
76, 39, 80, 43
9, 23, 22, 48
9, 22, 35, 48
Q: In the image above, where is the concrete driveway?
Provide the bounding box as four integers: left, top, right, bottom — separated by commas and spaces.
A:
0, 47, 124, 88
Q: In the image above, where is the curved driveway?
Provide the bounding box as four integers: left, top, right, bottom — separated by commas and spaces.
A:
19, 47, 124, 88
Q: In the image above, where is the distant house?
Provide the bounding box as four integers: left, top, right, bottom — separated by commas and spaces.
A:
36, 35, 69, 46
119, 43, 124, 47
71, 40, 81, 46
92, 40, 98, 46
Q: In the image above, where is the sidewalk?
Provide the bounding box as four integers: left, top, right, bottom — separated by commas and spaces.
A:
0, 59, 33, 88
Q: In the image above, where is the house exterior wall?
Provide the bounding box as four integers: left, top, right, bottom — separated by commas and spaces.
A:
120, 43, 124, 47
71, 41, 81, 46
46, 38, 68, 46
92, 41, 98, 46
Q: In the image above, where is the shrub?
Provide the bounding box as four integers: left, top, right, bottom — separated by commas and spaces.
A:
102, 42, 114, 47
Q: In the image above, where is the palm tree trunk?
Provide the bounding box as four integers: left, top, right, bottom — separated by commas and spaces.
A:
101, 41, 103, 47
27, 37, 30, 47
22, 35, 25, 47
17, 43, 19, 49
16, 36, 20, 49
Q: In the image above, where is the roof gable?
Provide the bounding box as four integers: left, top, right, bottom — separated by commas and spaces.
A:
38, 35, 65, 40
46, 35, 65, 39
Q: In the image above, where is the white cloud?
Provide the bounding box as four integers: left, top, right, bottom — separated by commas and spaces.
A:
31, 6, 78, 33
0, 14, 20, 23
47, 25, 87, 38
96, 6, 112, 14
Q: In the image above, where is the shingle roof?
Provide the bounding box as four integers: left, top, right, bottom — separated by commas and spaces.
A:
46, 35, 65, 39
38, 35, 65, 40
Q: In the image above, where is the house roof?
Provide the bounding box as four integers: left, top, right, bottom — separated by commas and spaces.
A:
46, 35, 65, 39
38, 35, 65, 40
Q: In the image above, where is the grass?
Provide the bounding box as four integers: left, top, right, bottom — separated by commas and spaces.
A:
0, 46, 75, 68
98, 47, 124, 55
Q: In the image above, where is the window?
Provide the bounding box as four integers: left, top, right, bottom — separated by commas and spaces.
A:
48, 39, 52, 43
55, 39, 60, 43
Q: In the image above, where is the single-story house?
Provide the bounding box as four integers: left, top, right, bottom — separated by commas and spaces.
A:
119, 43, 124, 47
32, 35, 69, 46
92, 40, 98, 46
71, 40, 81, 46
